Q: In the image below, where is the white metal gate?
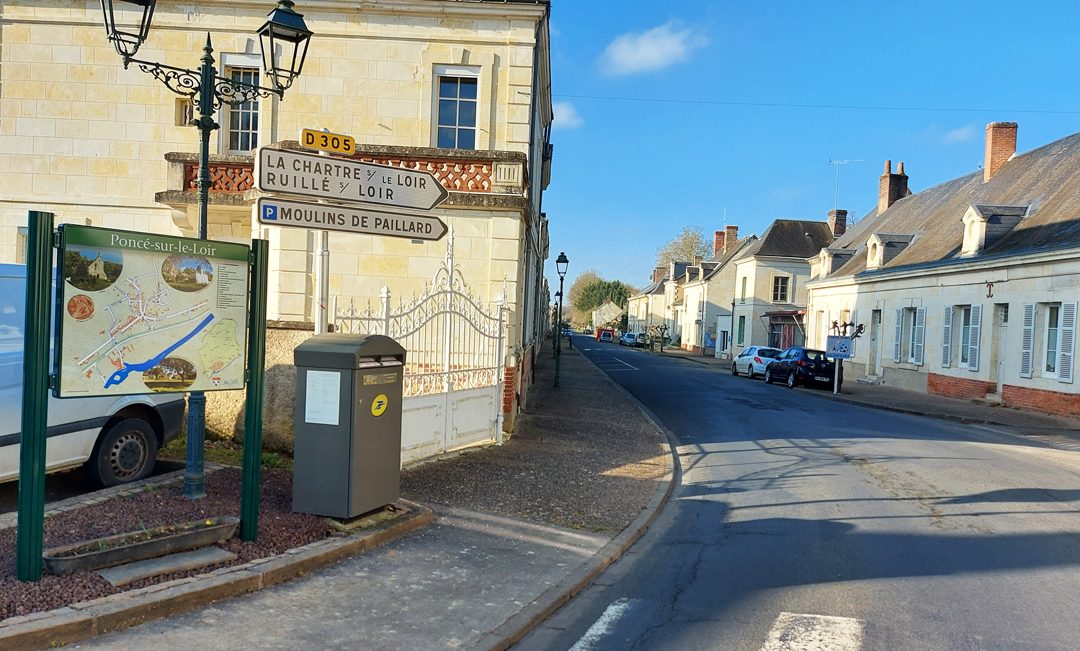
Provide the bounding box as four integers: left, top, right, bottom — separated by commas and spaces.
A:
332, 236, 506, 465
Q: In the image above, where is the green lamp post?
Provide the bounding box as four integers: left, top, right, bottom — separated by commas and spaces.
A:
98, 0, 312, 499
554, 252, 568, 388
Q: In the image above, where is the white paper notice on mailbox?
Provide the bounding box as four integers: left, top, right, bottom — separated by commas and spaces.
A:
304, 370, 341, 426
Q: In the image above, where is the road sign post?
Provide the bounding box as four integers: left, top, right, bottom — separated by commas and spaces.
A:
257, 147, 449, 210
256, 197, 448, 241
826, 335, 852, 395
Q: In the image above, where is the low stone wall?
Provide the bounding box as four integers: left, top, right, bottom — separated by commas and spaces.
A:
206, 321, 316, 454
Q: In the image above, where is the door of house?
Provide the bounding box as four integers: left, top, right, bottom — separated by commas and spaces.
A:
868, 309, 882, 377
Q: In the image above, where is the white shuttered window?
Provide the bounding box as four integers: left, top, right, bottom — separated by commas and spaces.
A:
968, 304, 982, 372
893, 308, 903, 362
942, 306, 953, 368
1019, 303, 1035, 379
1060, 302, 1076, 384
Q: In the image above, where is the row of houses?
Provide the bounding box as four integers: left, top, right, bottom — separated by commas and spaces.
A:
628, 122, 1078, 418
0, 0, 554, 439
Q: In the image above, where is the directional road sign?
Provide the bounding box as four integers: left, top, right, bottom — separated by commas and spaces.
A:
257, 147, 449, 211
300, 128, 356, 155
256, 197, 448, 241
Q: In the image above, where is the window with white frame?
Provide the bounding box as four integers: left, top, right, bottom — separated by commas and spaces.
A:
906, 308, 919, 363
959, 306, 972, 366
772, 276, 790, 303
435, 68, 478, 150
1045, 303, 1061, 376
221, 55, 261, 154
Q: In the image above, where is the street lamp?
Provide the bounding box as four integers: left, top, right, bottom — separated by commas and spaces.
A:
554, 252, 568, 388
98, 0, 313, 499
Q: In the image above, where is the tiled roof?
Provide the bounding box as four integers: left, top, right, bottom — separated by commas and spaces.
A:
829, 129, 1080, 277
738, 220, 835, 260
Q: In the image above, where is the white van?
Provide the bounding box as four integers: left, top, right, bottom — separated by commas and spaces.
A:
0, 264, 185, 486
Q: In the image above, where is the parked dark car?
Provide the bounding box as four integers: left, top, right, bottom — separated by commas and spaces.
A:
763, 347, 842, 390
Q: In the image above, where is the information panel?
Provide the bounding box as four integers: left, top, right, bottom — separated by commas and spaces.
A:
56, 225, 251, 397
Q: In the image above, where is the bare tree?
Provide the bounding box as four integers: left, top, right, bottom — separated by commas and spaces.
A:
565, 269, 601, 324
655, 225, 711, 267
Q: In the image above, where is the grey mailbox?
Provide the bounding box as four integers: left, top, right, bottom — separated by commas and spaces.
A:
292, 334, 406, 519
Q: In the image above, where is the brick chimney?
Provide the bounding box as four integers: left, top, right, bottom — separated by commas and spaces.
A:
652, 265, 665, 283
713, 230, 723, 256
827, 209, 847, 237
724, 225, 739, 253
984, 121, 1017, 182
878, 160, 909, 215
693, 255, 703, 267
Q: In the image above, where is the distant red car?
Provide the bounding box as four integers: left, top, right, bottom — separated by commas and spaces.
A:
595, 327, 615, 342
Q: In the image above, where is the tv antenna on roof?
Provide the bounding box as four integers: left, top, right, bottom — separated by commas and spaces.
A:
828, 159, 863, 213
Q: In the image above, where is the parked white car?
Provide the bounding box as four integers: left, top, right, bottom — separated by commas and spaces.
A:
731, 346, 782, 379
0, 264, 185, 487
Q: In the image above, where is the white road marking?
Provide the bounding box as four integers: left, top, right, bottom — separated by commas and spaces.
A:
760, 612, 864, 651
569, 598, 642, 650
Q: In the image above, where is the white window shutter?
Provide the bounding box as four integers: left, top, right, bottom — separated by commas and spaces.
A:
941, 306, 953, 368
914, 307, 926, 366
893, 308, 903, 363
1059, 302, 1076, 384
1020, 303, 1035, 379
968, 304, 982, 372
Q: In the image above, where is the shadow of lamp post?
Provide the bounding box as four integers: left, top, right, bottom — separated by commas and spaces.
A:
554, 251, 568, 387
98, 0, 313, 499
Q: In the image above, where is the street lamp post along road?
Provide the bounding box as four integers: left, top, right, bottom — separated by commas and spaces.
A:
99, 0, 313, 499
554, 252, 568, 388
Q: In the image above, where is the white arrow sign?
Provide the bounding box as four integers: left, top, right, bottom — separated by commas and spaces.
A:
256, 197, 448, 241
256, 147, 449, 211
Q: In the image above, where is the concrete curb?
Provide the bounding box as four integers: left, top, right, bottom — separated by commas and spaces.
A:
477, 349, 682, 651
0, 499, 433, 651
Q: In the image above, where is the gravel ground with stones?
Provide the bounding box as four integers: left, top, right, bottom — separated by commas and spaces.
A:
0, 341, 667, 622
0, 468, 328, 620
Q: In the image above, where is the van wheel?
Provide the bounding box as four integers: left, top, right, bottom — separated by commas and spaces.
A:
87, 418, 158, 487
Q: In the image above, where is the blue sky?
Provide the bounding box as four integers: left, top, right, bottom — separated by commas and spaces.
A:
543, 1, 1080, 292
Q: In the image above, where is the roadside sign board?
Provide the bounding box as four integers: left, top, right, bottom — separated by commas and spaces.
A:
256, 197, 448, 241
55, 225, 250, 397
826, 335, 853, 359
299, 128, 356, 156
257, 146, 449, 211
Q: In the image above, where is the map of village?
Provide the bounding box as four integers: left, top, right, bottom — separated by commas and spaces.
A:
57, 226, 250, 397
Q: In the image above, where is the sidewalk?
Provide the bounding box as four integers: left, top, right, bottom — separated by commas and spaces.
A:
657, 346, 1080, 435
2, 342, 673, 650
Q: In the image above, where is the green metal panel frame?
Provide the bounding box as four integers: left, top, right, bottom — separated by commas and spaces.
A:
17, 211, 54, 581
240, 239, 268, 541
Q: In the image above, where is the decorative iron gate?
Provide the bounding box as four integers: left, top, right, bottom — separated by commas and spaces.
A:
332, 235, 506, 464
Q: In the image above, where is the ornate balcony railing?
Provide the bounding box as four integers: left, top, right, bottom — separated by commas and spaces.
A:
156, 143, 527, 210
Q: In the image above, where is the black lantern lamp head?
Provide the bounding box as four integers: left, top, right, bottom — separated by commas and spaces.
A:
556, 251, 569, 278
100, 0, 157, 61
258, 0, 313, 94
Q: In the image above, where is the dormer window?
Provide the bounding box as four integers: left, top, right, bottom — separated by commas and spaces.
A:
961, 204, 1027, 257
866, 234, 914, 270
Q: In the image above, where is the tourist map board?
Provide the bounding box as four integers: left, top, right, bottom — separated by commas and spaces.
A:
56, 225, 251, 397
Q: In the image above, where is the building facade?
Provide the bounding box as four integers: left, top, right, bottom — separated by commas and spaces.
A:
806, 123, 1079, 417
0, 0, 553, 432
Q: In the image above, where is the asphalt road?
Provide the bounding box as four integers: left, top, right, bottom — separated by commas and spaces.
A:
517, 335, 1080, 651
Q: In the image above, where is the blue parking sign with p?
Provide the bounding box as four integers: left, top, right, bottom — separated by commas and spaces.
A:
263, 204, 278, 221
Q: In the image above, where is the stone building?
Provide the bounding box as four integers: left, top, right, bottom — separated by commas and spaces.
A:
0, 0, 553, 437
806, 123, 1079, 417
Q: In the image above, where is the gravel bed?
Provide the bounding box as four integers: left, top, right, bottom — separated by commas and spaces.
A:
0, 468, 328, 621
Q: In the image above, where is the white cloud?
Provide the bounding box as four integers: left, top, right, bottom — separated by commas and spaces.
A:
943, 125, 976, 144
552, 101, 583, 129
600, 21, 707, 76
